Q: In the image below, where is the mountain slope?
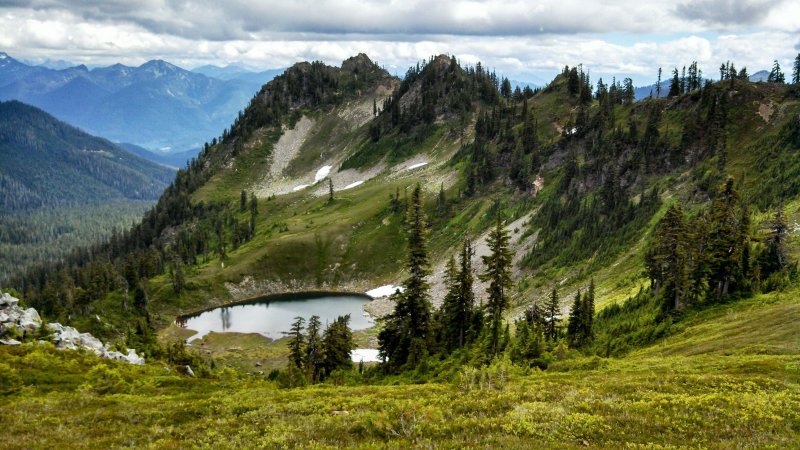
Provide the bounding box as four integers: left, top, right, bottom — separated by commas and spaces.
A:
0, 101, 174, 210
0, 53, 280, 154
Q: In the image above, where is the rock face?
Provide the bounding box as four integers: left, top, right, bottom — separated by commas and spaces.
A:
0, 293, 144, 365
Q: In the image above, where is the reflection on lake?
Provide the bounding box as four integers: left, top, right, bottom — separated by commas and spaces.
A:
177, 293, 374, 341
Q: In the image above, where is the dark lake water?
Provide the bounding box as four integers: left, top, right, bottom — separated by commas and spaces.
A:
177, 293, 374, 341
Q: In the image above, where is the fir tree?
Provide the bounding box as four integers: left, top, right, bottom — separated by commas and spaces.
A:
441, 239, 478, 351
378, 184, 432, 369
287, 316, 305, 369
304, 315, 322, 382
566, 288, 583, 347
793, 53, 800, 85
668, 68, 681, 97
480, 213, 513, 355
762, 203, 789, 276
544, 287, 561, 341
656, 67, 662, 98
321, 314, 355, 379
645, 203, 689, 311
768, 60, 785, 83
249, 192, 258, 236
240, 190, 247, 212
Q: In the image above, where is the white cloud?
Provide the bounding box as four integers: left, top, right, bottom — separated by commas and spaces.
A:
0, 1, 798, 85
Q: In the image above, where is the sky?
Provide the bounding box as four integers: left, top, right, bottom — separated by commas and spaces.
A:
1, 0, 799, 85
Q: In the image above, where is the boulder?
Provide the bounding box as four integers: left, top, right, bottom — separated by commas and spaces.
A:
126, 349, 145, 365
18, 308, 42, 333
185, 365, 195, 377
0, 338, 21, 346
0, 293, 19, 308
79, 333, 105, 355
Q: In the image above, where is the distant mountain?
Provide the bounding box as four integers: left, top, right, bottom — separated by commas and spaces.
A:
0, 52, 281, 153
191, 64, 284, 84
749, 70, 770, 82
118, 142, 200, 168
634, 80, 671, 101
0, 100, 175, 211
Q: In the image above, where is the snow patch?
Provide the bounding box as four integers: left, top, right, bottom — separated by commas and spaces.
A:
292, 184, 310, 192
366, 285, 405, 298
343, 180, 364, 190
407, 162, 428, 170
314, 165, 332, 182
351, 348, 380, 363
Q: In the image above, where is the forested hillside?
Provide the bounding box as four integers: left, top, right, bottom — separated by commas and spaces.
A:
0, 101, 175, 281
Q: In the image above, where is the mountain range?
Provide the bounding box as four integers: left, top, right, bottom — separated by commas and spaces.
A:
0, 52, 282, 161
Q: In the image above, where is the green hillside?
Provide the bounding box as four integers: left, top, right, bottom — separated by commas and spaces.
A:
2, 54, 800, 447
0, 101, 176, 282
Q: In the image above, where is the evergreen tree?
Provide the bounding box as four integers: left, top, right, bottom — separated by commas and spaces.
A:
793, 53, 800, 85
566, 288, 583, 347
287, 316, 305, 369
443, 238, 478, 350
240, 190, 247, 212
707, 177, 746, 299
645, 203, 689, 311
656, 67, 662, 98
378, 184, 432, 369
249, 192, 258, 236
328, 178, 334, 202
480, 214, 513, 355
304, 315, 322, 382
582, 279, 595, 344
768, 60, 785, 83
544, 287, 561, 341
668, 68, 681, 97
762, 203, 789, 276
321, 314, 355, 379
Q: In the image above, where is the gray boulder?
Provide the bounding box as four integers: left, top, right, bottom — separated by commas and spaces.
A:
18, 308, 41, 333
0, 338, 21, 346
0, 292, 19, 307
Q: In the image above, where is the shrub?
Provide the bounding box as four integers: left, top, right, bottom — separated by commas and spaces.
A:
0, 362, 22, 395
81, 364, 130, 395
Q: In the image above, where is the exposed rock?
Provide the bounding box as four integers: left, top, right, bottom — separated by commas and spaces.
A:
18, 308, 42, 333
185, 365, 195, 377
0, 292, 19, 307
1, 293, 144, 365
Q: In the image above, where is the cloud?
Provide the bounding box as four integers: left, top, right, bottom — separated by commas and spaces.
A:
0, 1, 798, 86
674, 0, 781, 27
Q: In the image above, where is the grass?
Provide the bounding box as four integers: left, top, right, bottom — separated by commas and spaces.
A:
2, 285, 799, 448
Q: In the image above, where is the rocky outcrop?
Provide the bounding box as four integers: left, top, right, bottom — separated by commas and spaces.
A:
0, 292, 144, 365
0, 292, 41, 335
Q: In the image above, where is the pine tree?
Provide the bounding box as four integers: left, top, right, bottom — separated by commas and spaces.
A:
582, 279, 595, 344
566, 288, 583, 347
321, 314, 354, 379
304, 315, 322, 382
793, 53, 800, 85
645, 203, 689, 311
668, 68, 681, 97
249, 193, 258, 236
544, 287, 561, 341
378, 184, 432, 369
762, 203, 789, 276
768, 60, 785, 83
288, 316, 305, 369
240, 190, 247, 212
441, 238, 478, 350
656, 67, 662, 98
480, 214, 513, 355
328, 178, 334, 202
707, 178, 745, 299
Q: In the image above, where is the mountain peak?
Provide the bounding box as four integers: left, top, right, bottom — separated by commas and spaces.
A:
341, 53, 377, 72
